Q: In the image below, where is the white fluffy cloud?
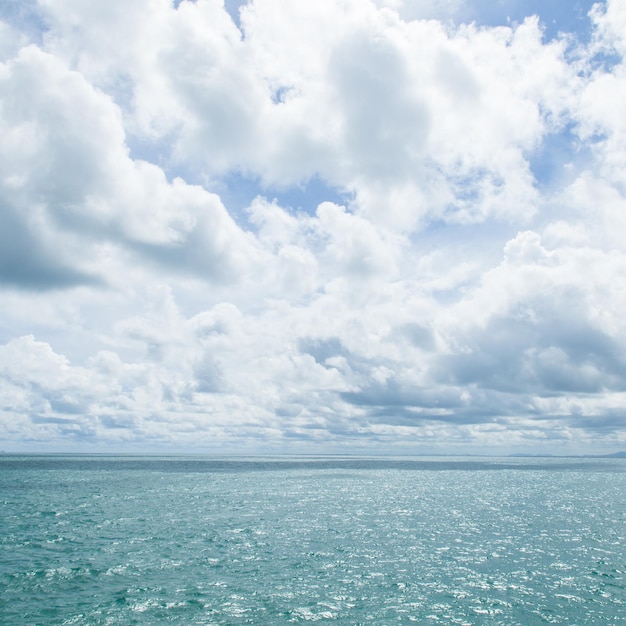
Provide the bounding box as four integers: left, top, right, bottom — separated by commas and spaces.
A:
1, 0, 625, 454
34, 0, 575, 226
0, 43, 258, 289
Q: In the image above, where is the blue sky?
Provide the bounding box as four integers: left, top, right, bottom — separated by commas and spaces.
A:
1, 0, 626, 455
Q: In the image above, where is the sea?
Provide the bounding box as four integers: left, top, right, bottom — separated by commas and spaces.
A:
1, 455, 625, 625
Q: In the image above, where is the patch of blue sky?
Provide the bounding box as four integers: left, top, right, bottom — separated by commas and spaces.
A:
461, 0, 599, 43
209, 171, 263, 223
448, 168, 504, 202
413, 215, 517, 264
173, 0, 245, 28
528, 123, 595, 191
0, 0, 47, 46
587, 49, 623, 74
126, 132, 179, 176
271, 86, 292, 104
268, 176, 349, 213
222, 0, 247, 30
214, 172, 349, 227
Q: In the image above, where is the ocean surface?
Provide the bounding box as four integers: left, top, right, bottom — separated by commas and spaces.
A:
1, 456, 625, 625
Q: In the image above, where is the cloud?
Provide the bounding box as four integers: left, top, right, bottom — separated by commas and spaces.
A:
0, 44, 259, 289
0, 203, 99, 289
1, 1, 626, 454
33, 0, 571, 228
436, 231, 626, 387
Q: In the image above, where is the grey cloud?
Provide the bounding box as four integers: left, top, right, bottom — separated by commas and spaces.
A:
275, 405, 302, 418
30, 414, 77, 425
393, 323, 436, 351
339, 377, 504, 426
342, 379, 464, 411
194, 355, 222, 393
525, 407, 626, 434
439, 293, 626, 395
98, 414, 136, 430
566, 409, 626, 433
338, 369, 559, 428
47, 396, 85, 415
128, 223, 242, 284
0, 203, 100, 290
361, 406, 497, 427
341, 388, 546, 429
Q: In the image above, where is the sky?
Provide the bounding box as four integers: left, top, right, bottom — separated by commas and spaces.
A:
1, 0, 625, 455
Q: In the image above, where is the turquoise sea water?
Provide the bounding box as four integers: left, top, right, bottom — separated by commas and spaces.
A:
1, 456, 625, 625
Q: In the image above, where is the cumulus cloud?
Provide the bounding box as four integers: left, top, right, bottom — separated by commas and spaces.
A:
0, 0, 625, 454
0, 43, 258, 288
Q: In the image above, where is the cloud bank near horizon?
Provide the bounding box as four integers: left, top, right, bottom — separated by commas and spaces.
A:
1, 0, 626, 454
